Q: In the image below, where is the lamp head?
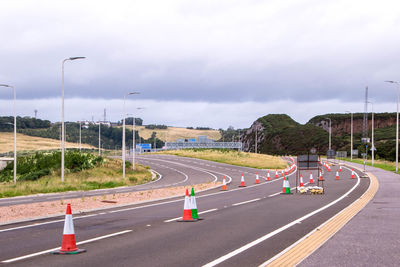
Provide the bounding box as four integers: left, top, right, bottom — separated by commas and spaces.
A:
69, 57, 86, 60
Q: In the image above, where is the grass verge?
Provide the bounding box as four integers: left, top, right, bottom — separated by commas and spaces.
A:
156, 149, 287, 169
340, 157, 397, 172
0, 158, 152, 198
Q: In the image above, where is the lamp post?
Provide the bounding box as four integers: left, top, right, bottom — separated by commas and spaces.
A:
127, 107, 144, 170
325, 118, 332, 150
0, 84, 16, 184
367, 102, 374, 166
79, 120, 82, 152
98, 120, 101, 156
122, 92, 140, 178
385, 81, 400, 172
345, 111, 353, 161
61, 57, 85, 182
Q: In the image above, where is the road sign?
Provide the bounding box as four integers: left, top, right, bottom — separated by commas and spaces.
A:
327, 149, 336, 159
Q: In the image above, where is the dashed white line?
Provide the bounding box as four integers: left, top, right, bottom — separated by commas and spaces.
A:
232, 198, 261, 206
1, 230, 132, 263
164, 208, 218, 222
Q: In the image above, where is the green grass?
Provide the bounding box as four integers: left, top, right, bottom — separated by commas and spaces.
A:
157, 149, 287, 169
341, 157, 397, 172
0, 158, 153, 198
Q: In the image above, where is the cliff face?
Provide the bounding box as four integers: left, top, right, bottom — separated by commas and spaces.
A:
308, 113, 397, 136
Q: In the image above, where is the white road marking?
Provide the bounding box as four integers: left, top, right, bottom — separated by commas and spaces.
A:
1, 230, 132, 263
203, 171, 361, 267
164, 208, 218, 222
232, 198, 261, 206
0, 214, 97, 233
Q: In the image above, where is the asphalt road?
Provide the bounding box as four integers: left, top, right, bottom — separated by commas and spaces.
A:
0, 154, 219, 207
0, 155, 369, 266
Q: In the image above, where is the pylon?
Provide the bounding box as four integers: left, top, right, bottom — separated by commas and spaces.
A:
282, 176, 292, 194
52, 204, 86, 255
336, 171, 340, 180
181, 189, 196, 221
319, 174, 324, 181
339, 166, 343, 172
275, 170, 279, 178
281, 170, 284, 177
351, 169, 355, 179
284, 169, 288, 175
255, 172, 260, 184
221, 176, 227, 191
299, 174, 304, 187
239, 173, 246, 187
282, 177, 287, 193
190, 188, 199, 220
309, 171, 314, 184
267, 171, 271, 181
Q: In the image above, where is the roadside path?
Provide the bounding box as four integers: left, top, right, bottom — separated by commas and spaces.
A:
299, 162, 400, 266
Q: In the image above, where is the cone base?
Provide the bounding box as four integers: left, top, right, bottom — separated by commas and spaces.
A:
238, 185, 246, 187
280, 192, 293, 195
52, 248, 86, 255
220, 189, 227, 191
178, 218, 203, 222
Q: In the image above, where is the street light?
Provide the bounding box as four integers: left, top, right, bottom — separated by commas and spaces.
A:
61, 57, 86, 182
122, 92, 140, 178
367, 101, 375, 167
325, 118, 332, 150
345, 111, 353, 161
127, 107, 145, 170
0, 84, 17, 184
385, 81, 400, 172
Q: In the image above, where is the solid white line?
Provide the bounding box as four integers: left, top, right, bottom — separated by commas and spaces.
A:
0, 214, 97, 233
164, 208, 218, 222
232, 198, 261, 206
1, 230, 132, 263
203, 171, 360, 267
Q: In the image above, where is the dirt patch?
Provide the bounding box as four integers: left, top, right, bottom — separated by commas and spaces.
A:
0, 182, 219, 224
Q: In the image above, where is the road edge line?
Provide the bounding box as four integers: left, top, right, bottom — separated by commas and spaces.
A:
261, 170, 378, 267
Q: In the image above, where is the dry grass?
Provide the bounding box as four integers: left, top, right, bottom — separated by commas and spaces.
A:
126, 126, 221, 142
157, 149, 287, 169
0, 132, 94, 153
0, 158, 152, 198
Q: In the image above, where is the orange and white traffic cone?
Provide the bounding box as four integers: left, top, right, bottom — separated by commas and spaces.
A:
299, 174, 304, 187
239, 173, 246, 187
275, 170, 279, 179
221, 176, 227, 191
351, 169, 355, 179
282, 178, 287, 193
339, 166, 343, 172
336, 171, 340, 180
52, 204, 86, 255
255, 173, 260, 184
181, 189, 196, 221
319, 173, 324, 181
309, 171, 314, 184
284, 169, 288, 175
266, 171, 271, 181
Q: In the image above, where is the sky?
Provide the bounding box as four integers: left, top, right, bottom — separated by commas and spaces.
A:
0, 0, 400, 129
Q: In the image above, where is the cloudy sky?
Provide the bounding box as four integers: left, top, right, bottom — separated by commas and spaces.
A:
0, 0, 399, 128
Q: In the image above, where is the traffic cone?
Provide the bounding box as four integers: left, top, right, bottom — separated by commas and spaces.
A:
336, 171, 340, 180
319, 174, 324, 181
309, 172, 314, 184
267, 171, 271, 181
239, 173, 246, 187
299, 174, 304, 187
190, 188, 199, 220
275, 170, 279, 179
284, 169, 288, 175
52, 204, 86, 255
282, 177, 287, 193
351, 169, 355, 179
283, 176, 292, 194
339, 166, 343, 172
281, 170, 284, 177
255, 172, 260, 184
221, 176, 227, 191
181, 189, 195, 221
